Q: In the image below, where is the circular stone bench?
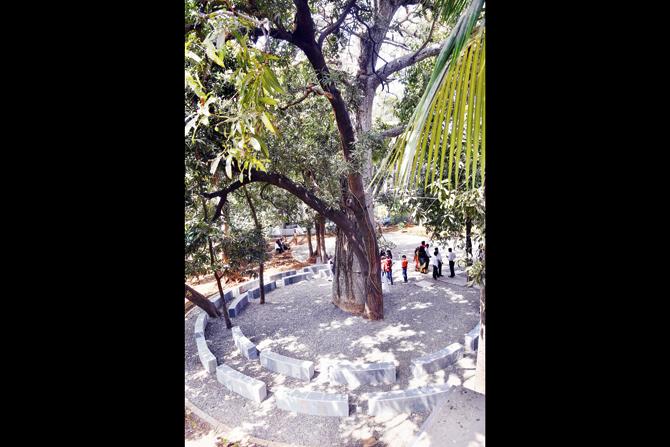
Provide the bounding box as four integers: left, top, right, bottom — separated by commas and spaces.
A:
216, 364, 267, 403
259, 350, 315, 381
275, 388, 349, 417
464, 322, 481, 352
411, 343, 464, 377
367, 383, 452, 417
231, 326, 258, 360
194, 313, 217, 374
328, 362, 396, 388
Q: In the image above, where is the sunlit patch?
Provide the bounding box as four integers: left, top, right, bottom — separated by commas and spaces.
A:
380, 415, 420, 447
352, 324, 417, 349
184, 429, 219, 447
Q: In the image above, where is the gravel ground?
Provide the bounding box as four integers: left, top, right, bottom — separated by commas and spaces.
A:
185, 270, 480, 447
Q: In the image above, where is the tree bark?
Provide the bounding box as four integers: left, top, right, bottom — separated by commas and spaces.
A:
314, 217, 322, 262
473, 286, 485, 394
185, 284, 221, 318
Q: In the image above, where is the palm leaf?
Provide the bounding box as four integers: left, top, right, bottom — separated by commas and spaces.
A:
376, 0, 485, 193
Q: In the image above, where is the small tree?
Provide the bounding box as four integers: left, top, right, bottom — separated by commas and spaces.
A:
241, 185, 269, 304
185, 207, 233, 328
221, 227, 270, 296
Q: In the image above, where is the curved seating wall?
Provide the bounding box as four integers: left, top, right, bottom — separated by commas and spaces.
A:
192, 264, 472, 417
232, 326, 258, 360
367, 383, 452, 417
464, 322, 481, 352
328, 362, 396, 388
275, 388, 348, 417
260, 350, 314, 381
411, 343, 464, 378
194, 313, 217, 374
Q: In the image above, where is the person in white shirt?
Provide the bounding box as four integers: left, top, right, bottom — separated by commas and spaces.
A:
434, 248, 443, 277
447, 248, 456, 277
430, 250, 440, 280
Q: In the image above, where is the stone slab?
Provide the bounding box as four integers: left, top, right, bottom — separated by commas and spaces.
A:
411, 343, 464, 377
274, 388, 348, 417
269, 270, 296, 283
238, 279, 260, 294
216, 364, 267, 403
248, 281, 277, 299
228, 293, 249, 318
209, 290, 235, 310
464, 323, 481, 353
367, 383, 452, 417
194, 312, 208, 338
259, 350, 314, 381
282, 272, 312, 286
232, 326, 258, 360
311, 263, 331, 271
328, 362, 396, 388
196, 337, 217, 374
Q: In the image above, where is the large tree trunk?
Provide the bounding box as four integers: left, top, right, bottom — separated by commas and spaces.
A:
473, 286, 485, 393
331, 201, 383, 320
185, 284, 221, 319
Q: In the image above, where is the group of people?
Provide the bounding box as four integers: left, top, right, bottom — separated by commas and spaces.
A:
274, 237, 291, 253
380, 241, 457, 286
414, 241, 456, 279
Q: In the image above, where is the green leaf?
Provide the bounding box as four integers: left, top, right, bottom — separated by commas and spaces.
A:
204, 37, 224, 67
258, 138, 270, 158
185, 71, 206, 99
249, 137, 261, 152
225, 157, 233, 179
262, 67, 283, 94
261, 112, 276, 134
210, 155, 222, 175
260, 96, 278, 106
186, 50, 202, 63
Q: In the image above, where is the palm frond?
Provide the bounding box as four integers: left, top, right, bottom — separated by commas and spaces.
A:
376, 0, 485, 193
434, 0, 471, 27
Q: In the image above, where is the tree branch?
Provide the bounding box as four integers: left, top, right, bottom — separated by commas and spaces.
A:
372, 42, 443, 88
379, 125, 405, 138
317, 0, 357, 48
203, 170, 352, 234
279, 83, 333, 110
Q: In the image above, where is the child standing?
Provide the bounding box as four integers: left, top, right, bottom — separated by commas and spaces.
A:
385, 249, 393, 285
401, 255, 408, 283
